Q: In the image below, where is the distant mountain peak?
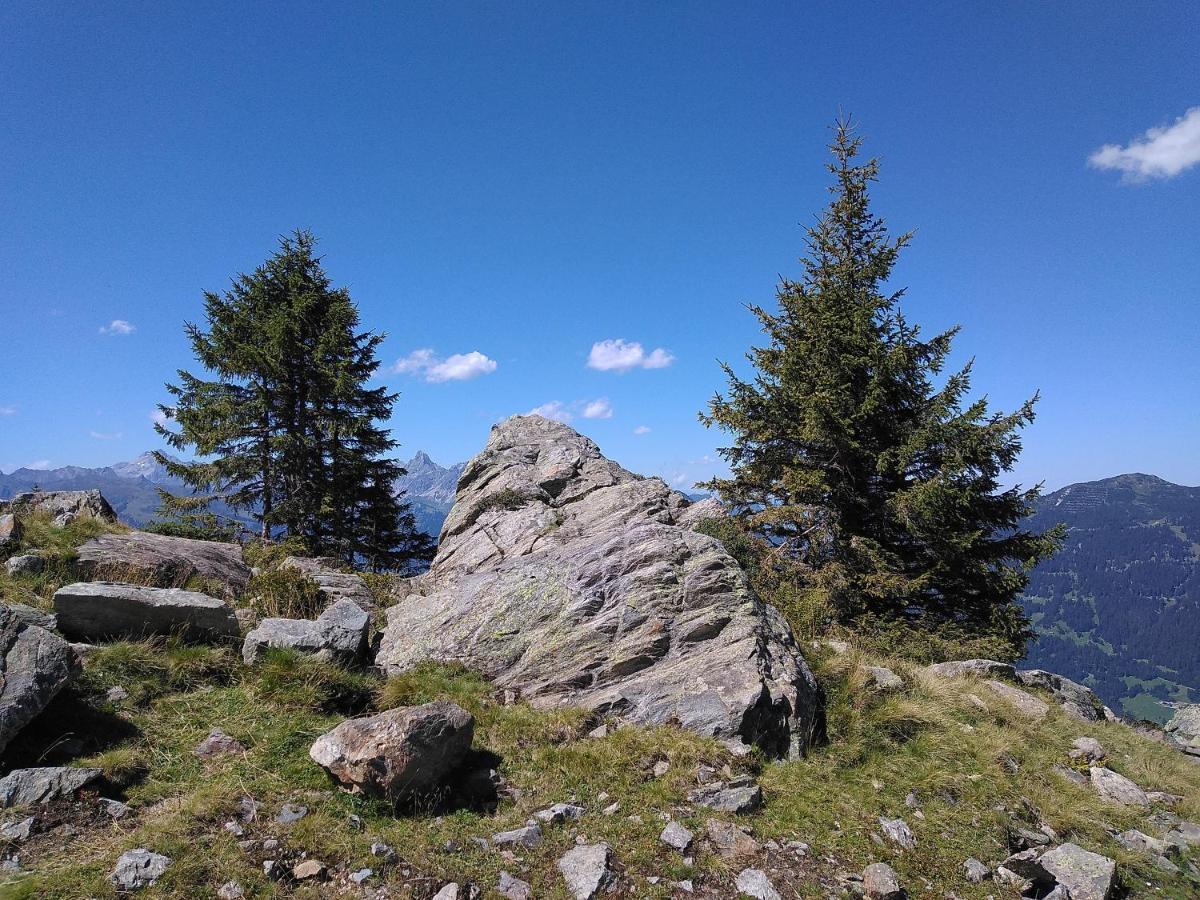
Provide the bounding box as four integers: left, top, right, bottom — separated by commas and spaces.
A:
110, 450, 183, 485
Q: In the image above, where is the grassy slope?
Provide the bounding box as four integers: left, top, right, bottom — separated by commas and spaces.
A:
0, 519, 1197, 898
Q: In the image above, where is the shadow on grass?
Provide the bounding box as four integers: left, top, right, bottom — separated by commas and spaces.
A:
1, 688, 140, 770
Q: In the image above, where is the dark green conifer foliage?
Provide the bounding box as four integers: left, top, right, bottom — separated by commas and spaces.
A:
700, 120, 1061, 658
154, 231, 433, 571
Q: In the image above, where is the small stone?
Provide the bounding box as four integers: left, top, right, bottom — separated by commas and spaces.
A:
735, 867, 781, 900
237, 795, 261, 822
660, 820, 694, 852
558, 842, 614, 900
904, 789, 919, 808
675, 880, 694, 893
100, 798, 132, 819
292, 859, 326, 880
963, 857, 989, 883
587, 724, 609, 739
0, 818, 33, 842
602, 802, 620, 815
878, 816, 916, 849
276, 802, 309, 823
106, 686, 129, 703
687, 778, 763, 814
652, 760, 671, 778
370, 841, 396, 860
223, 820, 245, 837
261, 838, 279, 851
237, 840, 254, 851
217, 881, 245, 900
862, 862, 905, 899
431, 884, 458, 900
534, 803, 585, 824
109, 849, 171, 891
1069, 736, 1106, 763
498, 870, 533, 899
194, 728, 247, 759
706, 819, 762, 859
866, 666, 904, 692
350, 868, 374, 884
492, 823, 542, 848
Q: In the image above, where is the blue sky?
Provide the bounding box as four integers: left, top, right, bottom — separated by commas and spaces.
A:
2, 2, 1197, 491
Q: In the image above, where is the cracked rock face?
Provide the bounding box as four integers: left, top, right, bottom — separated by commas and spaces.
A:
75, 531, 250, 599
0, 606, 81, 754
377, 416, 822, 757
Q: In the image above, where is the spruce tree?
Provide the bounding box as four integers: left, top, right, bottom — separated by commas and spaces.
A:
155, 231, 433, 571
700, 120, 1061, 658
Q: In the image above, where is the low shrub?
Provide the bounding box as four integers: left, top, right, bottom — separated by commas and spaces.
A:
244, 566, 325, 619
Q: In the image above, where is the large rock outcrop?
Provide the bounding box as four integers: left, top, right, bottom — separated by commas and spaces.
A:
377, 416, 822, 757
0, 490, 117, 527
53, 582, 240, 642
0, 606, 81, 753
1165, 704, 1200, 758
75, 531, 250, 598
242, 598, 370, 664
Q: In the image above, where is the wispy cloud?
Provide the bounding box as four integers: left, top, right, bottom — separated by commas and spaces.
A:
0, 405, 15, 416
581, 398, 613, 419
99, 319, 136, 335
24, 460, 51, 470
1089, 106, 1200, 181
587, 339, 674, 373
526, 401, 573, 423
150, 408, 170, 427
633, 425, 651, 435
89, 430, 122, 440
391, 348, 498, 383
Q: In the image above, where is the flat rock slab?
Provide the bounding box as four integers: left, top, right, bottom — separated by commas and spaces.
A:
557, 842, 614, 900
310, 701, 474, 803
75, 531, 250, 598
378, 415, 822, 758
242, 598, 370, 664
0, 605, 81, 753
926, 659, 1016, 680
53, 582, 239, 642
1089, 766, 1149, 807
0, 766, 101, 807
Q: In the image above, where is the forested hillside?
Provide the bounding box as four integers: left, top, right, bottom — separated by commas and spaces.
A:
1021, 474, 1200, 723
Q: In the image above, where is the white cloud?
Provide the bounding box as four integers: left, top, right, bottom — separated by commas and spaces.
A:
633, 425, 651, 435
526, 401, 573, 423
587, 339, 675, 373
150, 408, 170, 427
0, 405, 15, 416
1089, 107, 1200, 181
582, 398, 613, 419
391, 348, 497, 383
89, 430, 122, 440
99, 319, 136, 335
25, 460, 51, 470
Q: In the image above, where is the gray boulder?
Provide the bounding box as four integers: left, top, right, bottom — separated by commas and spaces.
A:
963, 857, 989, 883
0, 766, 101, 807
242, 598, 370, 664
53, 582, 239, 642
1, 490, 116, 527
280, 557, 375, 610
1165, 704, 1200, 757
0, 606, 81, 753
926, 659, 1016, 680
557, 842, 615, 900
75, 530, 250, 598
498, 872, 533, 899
866, 666, 904, 692
1016, 669, 1107, 721
109, 848, 171, 891
309, 700, 474, 802
377, 416, 822, 757
1089, 765, 1149, 807
1039, 842, 1115, 900
4, 555, 44, 577
984, 679, 1049, 719
878, 816, 916, 849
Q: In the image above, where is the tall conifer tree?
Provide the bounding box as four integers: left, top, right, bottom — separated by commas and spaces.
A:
155, 231, 433, 571
701, 120, 1061, 657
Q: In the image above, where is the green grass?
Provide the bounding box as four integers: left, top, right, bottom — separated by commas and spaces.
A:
1, 637, 1196, 899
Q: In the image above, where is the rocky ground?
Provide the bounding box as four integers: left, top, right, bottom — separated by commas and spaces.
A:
0, 419, 1197, 898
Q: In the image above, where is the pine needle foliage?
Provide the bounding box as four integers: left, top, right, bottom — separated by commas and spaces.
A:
700, 120, 1062, 658
154, 231, 434, 571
